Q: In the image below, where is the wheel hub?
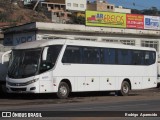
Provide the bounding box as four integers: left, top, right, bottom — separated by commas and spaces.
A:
60, 86, 67, 96
123, 85, 128, 93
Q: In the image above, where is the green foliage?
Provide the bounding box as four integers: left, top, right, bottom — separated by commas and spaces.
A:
72, 15, 85, 25
132, 7, 160, 16
0, 12, 7, 22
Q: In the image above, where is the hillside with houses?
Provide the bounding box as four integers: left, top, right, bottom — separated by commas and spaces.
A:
0, 0, 50, 28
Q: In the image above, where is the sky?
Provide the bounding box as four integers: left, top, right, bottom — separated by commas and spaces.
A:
91, 0, 160, 10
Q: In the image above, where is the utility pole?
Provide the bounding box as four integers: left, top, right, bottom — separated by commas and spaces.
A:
33, 0, 40, 10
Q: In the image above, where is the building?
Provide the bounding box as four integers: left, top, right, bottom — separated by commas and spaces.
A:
114, 6, 131, 13
66, 0, 87, 11
3, 22, 160, 53
41, 0, 87, 23
87, 0, 131, 13
41, 0, 70, 23
0, 29, 12, 52
87, 0, 115, 12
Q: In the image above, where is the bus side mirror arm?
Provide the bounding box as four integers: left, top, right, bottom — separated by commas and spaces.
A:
1, 50, 12, 64
42, 47, 48, 61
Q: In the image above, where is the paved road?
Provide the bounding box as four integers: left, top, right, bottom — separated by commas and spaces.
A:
0, 88, 160, 120
1, 99, 160, 111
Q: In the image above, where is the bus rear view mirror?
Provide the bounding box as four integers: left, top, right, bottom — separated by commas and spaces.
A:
42, 47, 48, 61
1, 50, 11, 64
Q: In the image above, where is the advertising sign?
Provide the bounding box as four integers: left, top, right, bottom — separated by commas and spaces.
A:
4, 32, 36, 46
86, 11, 126, 28
126, 14, 144, 29
144, 16, 160, 30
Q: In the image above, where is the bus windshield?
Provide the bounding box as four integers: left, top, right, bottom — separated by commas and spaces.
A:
8, 45, 62, 79
8, 49, 42, 78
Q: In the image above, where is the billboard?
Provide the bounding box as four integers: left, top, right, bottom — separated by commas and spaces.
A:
144, 16, 160, 30
86, 11, 126, 28
126, 14, 144, 29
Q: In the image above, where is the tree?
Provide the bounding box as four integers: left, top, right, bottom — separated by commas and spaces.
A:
132, 7, 160, 16
72, 15, 85, 25
142, 7, 159, 15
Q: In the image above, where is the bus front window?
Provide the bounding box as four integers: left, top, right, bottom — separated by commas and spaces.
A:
39, 45, 62, 73
8, 49, 41, 78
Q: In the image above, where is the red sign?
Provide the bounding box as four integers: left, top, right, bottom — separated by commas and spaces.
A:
126, 14, 144, 29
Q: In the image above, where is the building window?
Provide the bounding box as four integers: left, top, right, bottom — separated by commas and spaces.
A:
80, 4, 84, 8
111, 6, 113, 9
102, 39, 135, 46
73, 3, 78, 7
67, 3, 71, 7
107, 5, 110, 9
120, 40, 135, 46
75, 37, 97, 41
141, 40, 159, 51
102, 39, 119, 43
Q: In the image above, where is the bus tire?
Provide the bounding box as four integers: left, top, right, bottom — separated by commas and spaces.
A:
118, 81, 130, 96
57, 82, 70, 99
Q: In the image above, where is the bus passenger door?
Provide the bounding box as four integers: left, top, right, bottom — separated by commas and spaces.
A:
85, 77, 99, 91
39, 71, 53, 93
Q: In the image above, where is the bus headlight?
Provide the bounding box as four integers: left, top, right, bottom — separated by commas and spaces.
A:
7, 78, 39, 86
25, 78, 39, 85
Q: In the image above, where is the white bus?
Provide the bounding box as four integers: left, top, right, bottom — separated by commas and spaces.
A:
4, 39, 157, 98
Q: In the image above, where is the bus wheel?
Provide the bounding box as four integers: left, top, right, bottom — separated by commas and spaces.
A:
118, 81, 130, 96
57, 82, 70, 99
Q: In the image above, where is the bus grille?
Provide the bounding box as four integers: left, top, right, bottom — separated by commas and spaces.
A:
10, 88, 26, 92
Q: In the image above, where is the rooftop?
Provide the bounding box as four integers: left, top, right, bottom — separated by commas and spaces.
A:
14, 38, 155, 51
3, 22, 160, 37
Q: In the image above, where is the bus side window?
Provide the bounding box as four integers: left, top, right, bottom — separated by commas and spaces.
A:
91, 47, 100, 64
132, 50, 144, 65
144, 51, 150, 65
102, 48, 116, 64
40, 45, 62, 73
118, 49, 132, 65
62, 46, 82, 63
101, 48, 115, 64
46, 45, 62, 65
100, 48, 105, 64
82, 47, 100, 64
144, 51, 156, 65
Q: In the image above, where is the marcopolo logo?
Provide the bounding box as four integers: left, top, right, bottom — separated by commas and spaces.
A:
2, 112, 11, 117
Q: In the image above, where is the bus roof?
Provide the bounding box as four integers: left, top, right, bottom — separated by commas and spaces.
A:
13, 39, 156, 51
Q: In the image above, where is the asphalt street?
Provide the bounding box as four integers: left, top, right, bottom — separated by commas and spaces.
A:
0, 88, 160, 120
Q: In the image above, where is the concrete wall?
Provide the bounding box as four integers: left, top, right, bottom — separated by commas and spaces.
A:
35, 22, 160, 36
3, 22, 160, 53
87, 3, 97, 11
115, 7, 131, 13
66, 0, 86, 11
97, 2, 115, 12
4, 31, 36, 46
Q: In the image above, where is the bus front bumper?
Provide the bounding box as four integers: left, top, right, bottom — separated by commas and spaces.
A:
6, 82, 40, 93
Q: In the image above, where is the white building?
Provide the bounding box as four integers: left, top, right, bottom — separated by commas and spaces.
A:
3, 22, 160, 54
22, 0, 45, 5
66, 0, 87, 11
114, 6, 131, 13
